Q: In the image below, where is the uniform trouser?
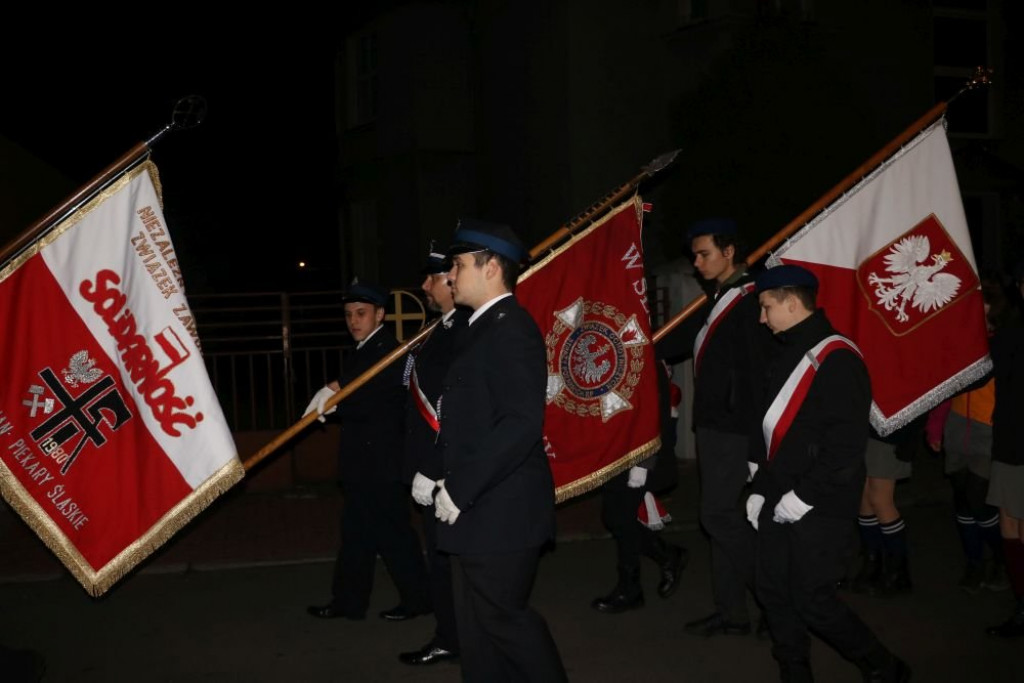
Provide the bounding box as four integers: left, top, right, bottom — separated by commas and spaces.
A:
420, 505, 459, 651
756, 511, 881, 664
331, 481, 430, 616
695, 427, 756, 622
602, 470, 660, 568
452, 548, 567, 683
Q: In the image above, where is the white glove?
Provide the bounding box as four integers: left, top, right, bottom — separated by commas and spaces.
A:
303, 385, 337, 423
746, 494, 765, 530
747, 461, 759, 483
772, 490, 814, 524
627, 466, 648, 489
434, 480, 461, 524
411, 472, 436, 507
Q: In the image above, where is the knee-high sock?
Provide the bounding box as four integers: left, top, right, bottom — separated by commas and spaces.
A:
978, 512, 1004, 562
955, 514, 983, 562
858, 515, 883, 554
880, 517, 908, 559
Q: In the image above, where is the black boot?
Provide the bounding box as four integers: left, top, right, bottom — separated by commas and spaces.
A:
848, 552, 882, 594
777, 658, 814, 683
985, 596, 1024, 638
649, 537, 688, 599
878, 554, 912, 597
857, 645, 911, 683
591, 565, 644, 614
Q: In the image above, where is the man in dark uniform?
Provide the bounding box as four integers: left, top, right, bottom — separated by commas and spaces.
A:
304, 280, 431, 622
434, 219, 567, 682
656, 218, 770, 637
397, 245, 468, 666
746, 265, 910, 682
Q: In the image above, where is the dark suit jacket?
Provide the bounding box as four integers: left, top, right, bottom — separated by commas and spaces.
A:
750, 310, 871, 519
435, 296, 556, 555
656, 273, 770, 439
402, 308, 469, 483
333, 326, 407, 484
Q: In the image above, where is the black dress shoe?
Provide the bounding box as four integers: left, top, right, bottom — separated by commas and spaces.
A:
379, 604, 432, 621
683, 612, 751, 638
398, 643, 459, 666
591, 590, 644, 614
306, 604, 365, 620
657, 545, 689, 599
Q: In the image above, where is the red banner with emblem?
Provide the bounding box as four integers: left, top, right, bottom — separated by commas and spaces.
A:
0, 161, 242, 596
767, 119, 990, 436
516, 196, 661, 501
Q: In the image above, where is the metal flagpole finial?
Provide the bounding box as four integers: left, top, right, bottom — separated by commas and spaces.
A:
642, 149, 682, 177
949, 66, 993, 105
145, 95, 209, 147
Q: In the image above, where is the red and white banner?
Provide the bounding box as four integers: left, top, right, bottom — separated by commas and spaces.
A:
0, 162, 242, 596
517, 197, 661, 501
768, 120, 991, 436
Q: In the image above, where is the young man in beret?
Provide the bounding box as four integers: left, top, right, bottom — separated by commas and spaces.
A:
746, 264, 909, 682
304, 281, 431, 622
397, 244, 469, 666
434, 219, 567, 682
656, 218, 770, 637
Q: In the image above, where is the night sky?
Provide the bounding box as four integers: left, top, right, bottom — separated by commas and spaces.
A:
1, 43, 340, 294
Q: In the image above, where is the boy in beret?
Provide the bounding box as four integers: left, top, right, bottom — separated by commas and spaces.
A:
746, 264, 909, 682
304, 280, 431, 623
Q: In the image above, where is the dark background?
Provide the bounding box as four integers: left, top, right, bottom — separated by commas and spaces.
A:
0, 43, 341, 293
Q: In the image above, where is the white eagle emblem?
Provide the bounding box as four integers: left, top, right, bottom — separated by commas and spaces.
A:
570, 333, 612, 385
866, 235, 961, 323
62, 350, 104, 387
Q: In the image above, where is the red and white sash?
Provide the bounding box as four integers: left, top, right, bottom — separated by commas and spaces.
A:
693, 282, 755, 377
410, 366, 440, 433
762, 334, 862, 461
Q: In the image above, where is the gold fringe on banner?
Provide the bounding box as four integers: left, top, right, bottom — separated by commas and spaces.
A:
0, 158, 243, 597
0, 459, 244, 597
0, 161, 161, 285
518, 195, 664, 504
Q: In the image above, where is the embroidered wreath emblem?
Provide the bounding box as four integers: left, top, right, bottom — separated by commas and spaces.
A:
545, 297, 649, 422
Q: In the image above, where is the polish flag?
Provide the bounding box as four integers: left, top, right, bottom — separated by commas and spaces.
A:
767, 120, 990, 435
0, 162, 242, 596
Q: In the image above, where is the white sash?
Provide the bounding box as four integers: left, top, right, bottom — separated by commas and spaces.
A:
693, 282, 755, 377
762, 334, 861, 461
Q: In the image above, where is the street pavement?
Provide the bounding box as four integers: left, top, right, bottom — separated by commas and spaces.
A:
1, 452, 1020, 682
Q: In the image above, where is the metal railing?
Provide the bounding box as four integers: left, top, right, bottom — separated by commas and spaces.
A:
189, 283, 669, 433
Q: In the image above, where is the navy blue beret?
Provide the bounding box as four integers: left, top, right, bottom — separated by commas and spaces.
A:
755, 264, 819, 293
343, 280, 389, 307
687, 217, 737, 240
421, 241, 451, 275
448, 218, 529, 264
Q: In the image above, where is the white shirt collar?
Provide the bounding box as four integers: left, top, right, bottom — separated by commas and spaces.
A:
469, 293, 513, 326
356, 324, 384, 349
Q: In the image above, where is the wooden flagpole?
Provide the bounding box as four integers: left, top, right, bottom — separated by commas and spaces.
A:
242, 149, 682, 471
0, 96, 207, 269
652, 67, 992, 343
